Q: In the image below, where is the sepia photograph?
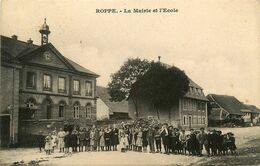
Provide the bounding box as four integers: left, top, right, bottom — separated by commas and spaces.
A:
0, 0, 259, 165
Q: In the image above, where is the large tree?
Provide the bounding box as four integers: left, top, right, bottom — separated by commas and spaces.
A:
133, 62, 190, 119
108, 58, 151, 117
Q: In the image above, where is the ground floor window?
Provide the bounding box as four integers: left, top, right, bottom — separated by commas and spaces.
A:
198, 116, 202, 124
73, 103, 80, 119
183, 115, 187, 125
59, 102, 65, 118
86, 103, 91, 119
202, 116, 206, 124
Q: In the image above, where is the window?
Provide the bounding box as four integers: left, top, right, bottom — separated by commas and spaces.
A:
198, 116, 202, 124
59, 102, 65, 118
198, 102, 201, 111
58, 77, 66, 92
73, 80, 80, 94
86, 103, 91, 119
183, 99, 188, 110
43, 74, 51, 90
192, 101, 196, 111
85, 81, 93, 96
26, 72, 36, 88
183, 115, 187, 125
73, 103, 80, 119
202, 116, 206, 124
24, 98, 35, 119
201, 102, 205, 111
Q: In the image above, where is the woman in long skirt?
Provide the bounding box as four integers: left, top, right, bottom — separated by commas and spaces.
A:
99, 128, 105, 151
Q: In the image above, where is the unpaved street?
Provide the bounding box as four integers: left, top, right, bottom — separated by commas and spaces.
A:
1, 126, 260, 166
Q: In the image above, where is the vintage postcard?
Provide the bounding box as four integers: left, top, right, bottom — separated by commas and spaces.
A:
0, 0, 259, 165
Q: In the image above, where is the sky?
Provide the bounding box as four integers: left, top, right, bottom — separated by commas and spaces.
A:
1, 0, 260, 107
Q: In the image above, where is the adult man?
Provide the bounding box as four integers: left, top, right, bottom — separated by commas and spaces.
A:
160, 123, 169, 154
147, 125, 155, 153
179, 129, 187, 154
196, 127, 208, 156
154, 125, 162, 153
57, 128, 66, 153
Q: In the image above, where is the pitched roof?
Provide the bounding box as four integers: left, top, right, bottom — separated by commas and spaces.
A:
243, 104, 260, 114
207, 94, 245, 115
1, 35, 99, 77
1, 36, 39, 57
96, 86, 128, 113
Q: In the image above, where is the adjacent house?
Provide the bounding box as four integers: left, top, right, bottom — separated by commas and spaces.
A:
207, 94, 245, 124
128, 73, 208, 129
0, 20, 99, 146
96, 86, 129, 120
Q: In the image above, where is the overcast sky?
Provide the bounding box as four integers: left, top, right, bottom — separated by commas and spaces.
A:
1, 0, 259, 107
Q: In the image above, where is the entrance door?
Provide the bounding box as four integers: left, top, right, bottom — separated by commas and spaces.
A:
0, 116, 10, 147
188, 116, 192, 128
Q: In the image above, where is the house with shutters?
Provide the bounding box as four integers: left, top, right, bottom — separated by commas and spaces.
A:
0, 19, 99, 146
128, 70, 208, 129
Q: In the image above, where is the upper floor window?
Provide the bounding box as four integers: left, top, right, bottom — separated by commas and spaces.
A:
193, 115, 198, 124
43, 74, 52, 91
85, 81, 93, 96
202, 116, 206, 124
26, 72, 36, 89
183, 99, 188, 110
73, 80, 80, 94
201, 102, 205, 111
86, 103, 92, 119
58, 77, 66, 93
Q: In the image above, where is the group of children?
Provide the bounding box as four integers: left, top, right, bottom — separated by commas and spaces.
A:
40, 122, 237, 157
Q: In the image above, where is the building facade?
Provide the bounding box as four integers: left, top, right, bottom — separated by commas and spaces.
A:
0, 20, 99, 146
128, 78, 208, 129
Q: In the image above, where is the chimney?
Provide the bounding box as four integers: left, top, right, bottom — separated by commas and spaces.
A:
158, 56, 161, 62
27, 38, 33, 44
11, 35, 18, 40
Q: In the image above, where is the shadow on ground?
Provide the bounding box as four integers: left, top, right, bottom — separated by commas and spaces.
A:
189, 138, 260, 166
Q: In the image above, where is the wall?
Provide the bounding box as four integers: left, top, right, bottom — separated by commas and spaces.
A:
96, 98, 110, 120
0, 65, 20, 144
128, 96, 180, 125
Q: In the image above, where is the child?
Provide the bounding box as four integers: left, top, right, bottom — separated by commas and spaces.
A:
120, 133, 129, 152
154, 126, 162, 153
45, 132, 52, 155
136, 128, 143, 152
228, 132, 237, 155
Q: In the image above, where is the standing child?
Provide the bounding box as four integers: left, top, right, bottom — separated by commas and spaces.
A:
179, 129, 187, 155
154, 126, 162, 153
120, 133, 129, 152
45, 133, 52, 155
136, 127, 143, 152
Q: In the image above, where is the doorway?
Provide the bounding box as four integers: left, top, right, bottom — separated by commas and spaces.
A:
0, 115, 10, 147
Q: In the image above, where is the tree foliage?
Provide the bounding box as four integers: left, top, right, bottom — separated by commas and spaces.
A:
108, 58, 151, 102
133, 62, 190, 118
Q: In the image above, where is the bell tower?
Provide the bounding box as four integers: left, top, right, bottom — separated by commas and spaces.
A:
39, 18, 51, 45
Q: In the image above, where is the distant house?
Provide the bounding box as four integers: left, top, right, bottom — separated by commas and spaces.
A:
128, 76, 208, 129
207, 94, 247, 124
242, 104, 260, 124
96, 86, 129, 120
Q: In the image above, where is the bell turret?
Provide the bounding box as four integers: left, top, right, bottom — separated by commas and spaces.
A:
39, 18, 51, 45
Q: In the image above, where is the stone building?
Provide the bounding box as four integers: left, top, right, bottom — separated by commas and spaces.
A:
0, 20, 99, 146
128, 75, 208, 129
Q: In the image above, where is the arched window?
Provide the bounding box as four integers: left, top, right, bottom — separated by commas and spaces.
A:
23, 98, 36, 119
73, 102, 80, 119
42, 98, 52, 119
86, 103, 92, 119
59, 101, 66, 118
